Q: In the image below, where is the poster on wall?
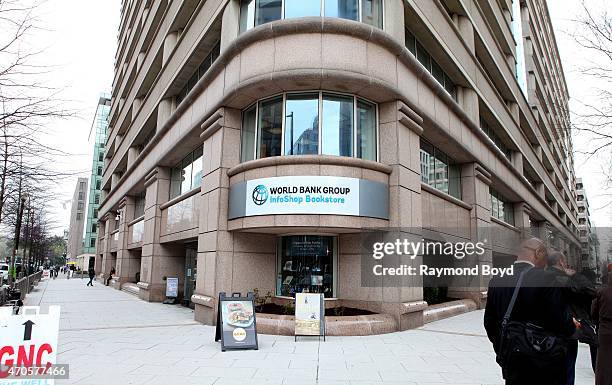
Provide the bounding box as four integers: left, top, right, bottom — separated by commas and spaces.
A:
215, 292, 259, 351
295, 293, 325, 341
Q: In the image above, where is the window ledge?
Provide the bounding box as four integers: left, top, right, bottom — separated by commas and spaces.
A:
491, 217, 519, 232
160, 185, 200, 210
420, 183, 471, 210
227, 155, 392, 177
127, 215, 145, 227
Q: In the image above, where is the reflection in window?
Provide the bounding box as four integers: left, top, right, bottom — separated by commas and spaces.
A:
257, 97, 283, 158
357, 100, 376, 160
285, 94, 319, 155
322, 94, 353, 157
324, 0, 358, 21
420, 139, 461, 199
169, 146, 204, 199
490, 189, 514, 225
277, 235, 336, 298
241, 92, 377, 162
240, 0, 383, 32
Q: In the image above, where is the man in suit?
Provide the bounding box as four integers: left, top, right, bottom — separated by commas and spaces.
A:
484, 238, 576, 385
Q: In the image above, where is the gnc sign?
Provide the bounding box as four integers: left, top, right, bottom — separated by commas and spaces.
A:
0, 306, 60, 385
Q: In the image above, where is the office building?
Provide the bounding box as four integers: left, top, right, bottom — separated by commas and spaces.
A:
67, 178, 88, 260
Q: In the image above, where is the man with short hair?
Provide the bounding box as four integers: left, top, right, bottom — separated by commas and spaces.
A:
484, 238, 576, 385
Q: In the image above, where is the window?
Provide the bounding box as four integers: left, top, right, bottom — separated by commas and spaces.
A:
277, 235, 336, 298
239, 0, 383, 32
94, 194, 100, 204
169, 146, 204, 199
511, 0, 527, 97
480, 117, 512, 160
79, 181, 86, 190
97, 166, 102, 176
90, 238, 96, 248
420, 139, 461, 198
176, 42, 221, 105
95, 179, 101, 190
91, 223, 97, 233
241, 92, 377, 162
93, 208, 98, 218
490, 189, 514, 225
98, 152, 104, 162
76, 213, 82, 220
134, 191, 146, 218
577, 195, 584, 201
77, 202, 84, 211
576, 183, 583, 190
405, 29, 457, 100
78, 192, 84, 200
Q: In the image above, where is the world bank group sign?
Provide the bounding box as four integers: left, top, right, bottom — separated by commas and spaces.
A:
228, 176, 388, 219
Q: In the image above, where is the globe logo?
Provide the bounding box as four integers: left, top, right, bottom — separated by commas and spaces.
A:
252, 185, 268, 205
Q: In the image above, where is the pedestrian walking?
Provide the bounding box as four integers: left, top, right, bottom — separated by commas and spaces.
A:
593, 264, 612, 385
547, 251, 597, 385
484, 238, 576, 385
106, 266, 115, 286
87, 267, 95, 286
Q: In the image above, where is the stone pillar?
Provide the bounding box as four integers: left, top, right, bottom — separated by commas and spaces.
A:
133, 97, 142, 117
220, 0, 240, 53
512, 150, 523, 172
162, 31, 178, 65
100, 213, 114, 279
193, 107, 243, 325
447, 163, 492, 308
138, 167, 175, 302
157, 98, 175, 129
376, 100, 427, 330
383, 0, 405, 46
95, 218, 107, 277
513, 202, 532, 239
127, 147, 139, 168
458, 87, 479, 125
457, 15, 474, 53
114, 196, 136, 288
137, 51, 146, 70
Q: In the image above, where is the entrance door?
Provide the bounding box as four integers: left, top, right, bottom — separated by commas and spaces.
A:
183, 245, 197, 308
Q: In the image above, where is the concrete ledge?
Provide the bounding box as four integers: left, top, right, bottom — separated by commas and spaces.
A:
256, 313, 398, 336
423, 299, 478, 324
191, 294, 215, 308
121, 282, 140, 297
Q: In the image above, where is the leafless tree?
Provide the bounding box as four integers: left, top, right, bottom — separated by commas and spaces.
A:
0, 0, 77, 225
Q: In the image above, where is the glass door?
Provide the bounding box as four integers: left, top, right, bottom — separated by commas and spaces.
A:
184, 245, 197, 308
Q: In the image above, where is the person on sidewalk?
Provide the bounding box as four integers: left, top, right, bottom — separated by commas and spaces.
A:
87, 267, 95, 286
105, 266, 115, 286
593, 264, 612, 385
484, 238, 576, 385
547, 251, 597, 385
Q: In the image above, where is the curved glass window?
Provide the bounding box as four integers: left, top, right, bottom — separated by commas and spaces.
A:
239, 0, 383, 32
240, 92, 377, 162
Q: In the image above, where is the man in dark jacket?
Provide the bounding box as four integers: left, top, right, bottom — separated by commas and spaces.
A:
484, 238, 576, 385
547, 251, 598, 384
87, 267, 95, 286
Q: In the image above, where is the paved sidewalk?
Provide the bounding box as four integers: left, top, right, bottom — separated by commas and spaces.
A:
23, 277, 595, 385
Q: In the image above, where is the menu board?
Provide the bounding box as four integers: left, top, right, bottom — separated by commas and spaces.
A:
165, 277, 179, 298
295, 293, 325, 340
215, 292, 258, 351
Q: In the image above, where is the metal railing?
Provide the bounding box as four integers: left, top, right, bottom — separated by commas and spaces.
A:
12, 270, 43, 300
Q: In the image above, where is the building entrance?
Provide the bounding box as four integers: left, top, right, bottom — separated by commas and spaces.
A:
183, 244, 197, 308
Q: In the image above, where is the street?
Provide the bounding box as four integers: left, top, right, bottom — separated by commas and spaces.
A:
22, 276, 596, 385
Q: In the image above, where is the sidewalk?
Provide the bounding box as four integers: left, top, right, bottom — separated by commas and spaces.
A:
24, 277, 596, 385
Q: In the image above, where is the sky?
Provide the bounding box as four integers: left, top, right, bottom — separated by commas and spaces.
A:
26, 0, 611, 236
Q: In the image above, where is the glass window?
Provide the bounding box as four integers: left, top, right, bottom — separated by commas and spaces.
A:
170, 166, 182, 199
240, 0, 256, 31
90, 238, 96, 248
181, 152, 194, 194
257, 97, 283, 158
324, 0, 358, 21
95, 179, 101, 190
241, 105, 257, 162
490, 189, 514, 225
284, 93, 319, 156
277, 235, 336, 298
94, 194, 100, 204
176, 43, 221, 106
480, 116, 512, 160
93, 208, 98, 218
356, 100, 376, 160
322, 94, 353, 157
97, 166, 102, 176
416, 41, 431, 71
420, 139, 461, 199
361, 0, 383, 28
76, 213, 82, 220
191, 147, 203, 189
256, 0, 282, 26
134, 192, 146, 218
98, 152, 104, 161
285, 0, 320, 18
92, 223, 97, 233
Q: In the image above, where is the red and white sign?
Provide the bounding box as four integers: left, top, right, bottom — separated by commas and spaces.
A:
42, 270, 50, 279
0, 306, 60, 385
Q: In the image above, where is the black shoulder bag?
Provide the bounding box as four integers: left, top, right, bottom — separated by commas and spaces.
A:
497, 267, 569, 382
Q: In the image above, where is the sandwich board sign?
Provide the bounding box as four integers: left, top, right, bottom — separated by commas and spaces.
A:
0, 306, 62, 384
295, 293, 325, 341
165, 277, 179, 298
215, 292, 258, 351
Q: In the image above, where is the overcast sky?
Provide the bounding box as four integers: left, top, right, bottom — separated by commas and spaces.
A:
32, 0, 611, 236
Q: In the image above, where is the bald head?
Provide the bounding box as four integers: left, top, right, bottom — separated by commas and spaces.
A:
517, 238, 548, 268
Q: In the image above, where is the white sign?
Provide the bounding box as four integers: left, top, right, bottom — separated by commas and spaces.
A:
246, 176, 359, 217
42, 270, 50, 279
0, 306, 60, 384
295, 293, 325, 337
166, 277, 179, 298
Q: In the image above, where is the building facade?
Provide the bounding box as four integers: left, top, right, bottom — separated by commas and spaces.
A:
97, 0, 581, 330
67, 177, 88, 260
576, 178, 596, 271
81, 94, 112, 271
